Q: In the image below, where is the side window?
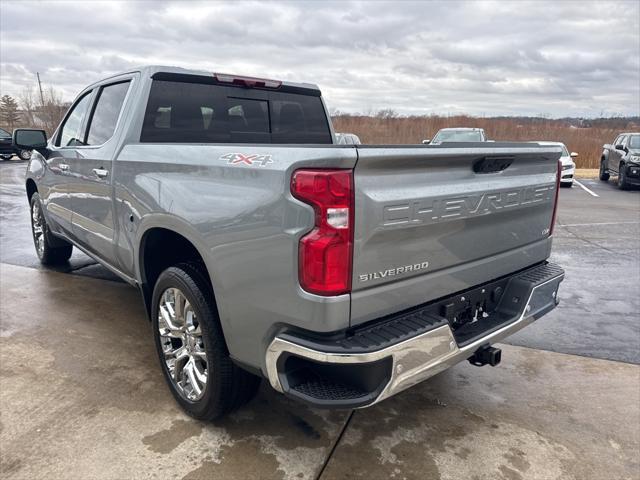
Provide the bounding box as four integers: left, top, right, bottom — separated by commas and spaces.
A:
617, 135, 627, 147
86, 81, 131, 146
614, 135, 623, 146
56, 92, 92, 147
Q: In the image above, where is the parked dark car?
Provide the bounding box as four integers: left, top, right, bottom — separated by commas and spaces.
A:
0, 128, 32, 161
600, 132, 640, 189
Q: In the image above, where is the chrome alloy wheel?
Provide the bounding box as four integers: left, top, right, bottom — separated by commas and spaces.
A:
31, 200, 45, 257
158, 287, 208, 401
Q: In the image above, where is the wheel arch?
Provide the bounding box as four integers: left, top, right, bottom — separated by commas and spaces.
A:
137, 225, 221, 323
26, 178, 38, 201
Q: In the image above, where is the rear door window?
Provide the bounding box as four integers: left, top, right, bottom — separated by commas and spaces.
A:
86, 81, 131, 145
141, 79, 331, 144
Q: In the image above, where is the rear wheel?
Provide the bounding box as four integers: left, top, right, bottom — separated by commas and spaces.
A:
152, 263, 260, 420
30, 193, 73, 265
618, 163, 628, 190
18, 149, 32, 161
599, 159, 610, 181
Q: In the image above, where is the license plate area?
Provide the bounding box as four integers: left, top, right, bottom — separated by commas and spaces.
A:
437, 277, 510, 334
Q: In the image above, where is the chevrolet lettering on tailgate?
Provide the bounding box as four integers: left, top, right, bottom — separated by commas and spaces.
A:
382, 184, 554, 227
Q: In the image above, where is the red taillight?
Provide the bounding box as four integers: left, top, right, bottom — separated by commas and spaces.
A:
214, 73, 282, 89
291, 169, 354, 296
549, 159, 561, 236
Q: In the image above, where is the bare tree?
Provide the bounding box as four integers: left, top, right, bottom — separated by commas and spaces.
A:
19, 86, 37, 126
18, 84, 68, 135
0, 95, 22, 131
375, 108, 399, 119
40, 86, 68, 135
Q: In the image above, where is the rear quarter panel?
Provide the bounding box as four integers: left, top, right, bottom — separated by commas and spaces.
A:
113, 144, 357, 371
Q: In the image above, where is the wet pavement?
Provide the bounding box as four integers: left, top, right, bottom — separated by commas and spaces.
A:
506, 177, 640, 364
1, 159, 639, 479
0, 160, 121, 282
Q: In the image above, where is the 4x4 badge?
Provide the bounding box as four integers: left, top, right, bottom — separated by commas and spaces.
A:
221, 153, 273, 167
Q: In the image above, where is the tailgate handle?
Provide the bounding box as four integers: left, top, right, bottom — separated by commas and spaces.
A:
473, 156, 514, 174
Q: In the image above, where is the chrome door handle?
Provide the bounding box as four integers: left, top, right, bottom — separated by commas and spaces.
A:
92, 168, 109, 179
59, 163, 69, 171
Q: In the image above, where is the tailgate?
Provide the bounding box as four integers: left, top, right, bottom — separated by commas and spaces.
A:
350, 143, 561, 326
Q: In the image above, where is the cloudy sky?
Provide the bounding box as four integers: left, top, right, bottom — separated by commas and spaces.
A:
1, 0, 638, 117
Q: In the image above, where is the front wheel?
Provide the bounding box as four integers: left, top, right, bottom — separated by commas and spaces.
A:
30, 193, 73, 265
599, 160, 610, 181
152, 263, 260, 420
18, 149, 32, 161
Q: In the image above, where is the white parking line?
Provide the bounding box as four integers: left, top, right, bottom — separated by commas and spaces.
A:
560, 221, 640, 227
574, 180, 599, 197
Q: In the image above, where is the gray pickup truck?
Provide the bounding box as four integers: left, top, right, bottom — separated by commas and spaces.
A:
600, 132, 640, 189
15, 66, 565, 419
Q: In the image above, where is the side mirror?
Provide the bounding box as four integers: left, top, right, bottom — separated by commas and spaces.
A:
13, 129, 47, 150
422, 139, 430, 144
615, 144, 625, 151
570, 152, 578, 158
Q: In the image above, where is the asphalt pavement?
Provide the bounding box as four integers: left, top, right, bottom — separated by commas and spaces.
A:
506, 177, 640, 364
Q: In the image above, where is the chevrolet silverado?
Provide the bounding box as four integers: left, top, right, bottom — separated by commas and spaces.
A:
14, 66, 565, 419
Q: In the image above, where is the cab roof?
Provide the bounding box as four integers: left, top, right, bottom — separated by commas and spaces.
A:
100, 65, 321, 93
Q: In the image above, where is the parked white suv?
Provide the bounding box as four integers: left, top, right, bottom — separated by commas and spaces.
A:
423, 127, 487, 144
533, 141, 577, 187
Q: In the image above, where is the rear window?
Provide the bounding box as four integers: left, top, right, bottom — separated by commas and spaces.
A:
141, 80, 331, 144
432, 130, 483, 143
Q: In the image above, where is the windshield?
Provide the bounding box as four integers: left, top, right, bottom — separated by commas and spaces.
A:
561, 145, 569, 157
0, 128, 10, 138
432, 130, 483, 143
629, 135, 640, 149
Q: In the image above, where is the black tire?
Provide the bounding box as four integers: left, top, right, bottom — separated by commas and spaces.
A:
618, 163, 628, 190
560, 182, 572, 188
599, 159, 610, 181
30, 193, 73, 265
151, 262, 260, 420
19, 149, 32, 161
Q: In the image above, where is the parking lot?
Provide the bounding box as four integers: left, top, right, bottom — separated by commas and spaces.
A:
1, 159, 638, 479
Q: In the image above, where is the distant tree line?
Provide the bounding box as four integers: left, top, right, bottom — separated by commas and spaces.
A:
331, 113, 639, 169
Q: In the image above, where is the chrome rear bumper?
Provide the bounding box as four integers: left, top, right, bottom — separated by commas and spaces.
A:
266, 263, 564, 408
